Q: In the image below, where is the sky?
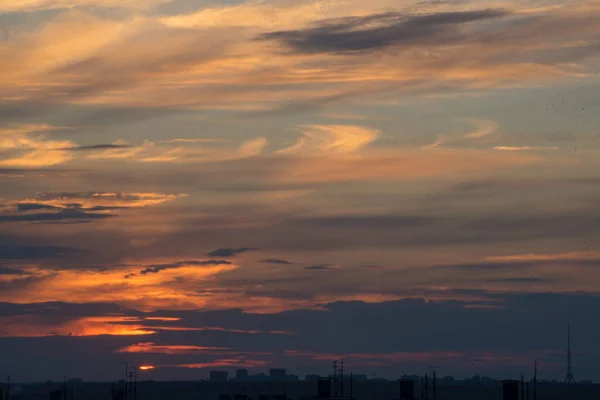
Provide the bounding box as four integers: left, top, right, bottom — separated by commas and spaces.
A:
1, 0, 600, 383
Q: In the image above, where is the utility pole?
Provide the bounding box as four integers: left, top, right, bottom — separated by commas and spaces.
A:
123, 363, 129, 400
128, 371, 134, 400
432, 370, 436, 400
133, 366, 138, 400
332, 361, 338, 398
533, 361, 537, 400
340, 359, 344, 399
6, 376, 11, 400
427, 367, 439, 400
350, 373, 353, 399
425, 374, 428, 400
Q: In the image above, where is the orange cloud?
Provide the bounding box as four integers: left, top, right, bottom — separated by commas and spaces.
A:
1, 2, 598, 112
0, 316, 155, 337
487, 251, 600, 262
276, 125, 380, 155
268, 147, 537, 184
0, 124, 74, 167
151, 326, 293, 335
144, 317, 181, 322
0, 259, 238, 310
493, 146, 558, 151
118, 342, 228, 355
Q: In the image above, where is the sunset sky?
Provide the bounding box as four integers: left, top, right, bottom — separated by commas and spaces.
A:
1, 0, 600, 382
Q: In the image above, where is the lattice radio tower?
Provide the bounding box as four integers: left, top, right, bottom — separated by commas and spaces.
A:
565, 322, 576, 384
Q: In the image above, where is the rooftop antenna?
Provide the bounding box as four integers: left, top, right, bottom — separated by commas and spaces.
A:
521, 374, 525, 400
565, 322, 576, 384
428, 367, 440, 400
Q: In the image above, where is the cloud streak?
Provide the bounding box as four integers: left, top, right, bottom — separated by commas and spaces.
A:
260, 9, 511, 54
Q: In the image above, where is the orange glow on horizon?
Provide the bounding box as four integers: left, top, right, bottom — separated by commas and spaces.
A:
139, 365, 155, 370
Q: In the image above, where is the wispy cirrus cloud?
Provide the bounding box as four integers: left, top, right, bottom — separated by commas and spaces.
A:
493, 146, 559, 151
0, 0, 167, 13
2, 1, 598, 114
0, 124, 74, 167
259, 9, 511, 54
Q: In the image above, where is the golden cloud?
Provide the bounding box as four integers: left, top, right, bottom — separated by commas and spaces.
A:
0, 1, 597, 111
0, 124, 74, 167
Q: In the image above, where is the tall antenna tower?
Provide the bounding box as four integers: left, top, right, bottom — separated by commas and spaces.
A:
332, 361, 338, 398
565, 322, 576, 384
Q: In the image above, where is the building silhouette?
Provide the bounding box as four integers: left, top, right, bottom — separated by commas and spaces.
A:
270, 369, 287, 381
49, 390, 62, 400
237, 369, 249, 381
502, 380, 519, 400
317, 378, 331, 399
399, 380, 415, 400
210, 371, 229, 382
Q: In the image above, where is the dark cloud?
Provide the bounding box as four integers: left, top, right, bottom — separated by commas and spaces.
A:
2, 293, 600, 380
0, 245, 78, 260
426, 258, 600, 277
430, 261, 535, 272
55, 144, 134, 151
15, 203, 61, 212
262, 258, 294, 265
139, 260, 233, 275
291, 215, 432, 229
0, 266, 25, 275
0, 209, 113, 223
205, 248, 259, 257
259, 9, 510, 54
0, 301, 131, 318
490, 277, 549, 283
0, 191, 179, 225
304, 264, 336, 271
